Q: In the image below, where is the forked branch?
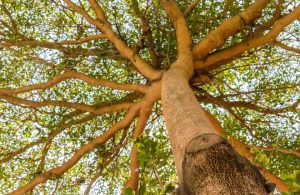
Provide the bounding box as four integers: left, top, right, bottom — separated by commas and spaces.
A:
125, 83, 161, 192
192, 0, 270, 60
10, 104, 141, 194
64, 0, 161, 80
184, 0, 201, 18
195, 5, 300, 70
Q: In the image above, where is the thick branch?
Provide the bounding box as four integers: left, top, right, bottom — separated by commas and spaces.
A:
125, 106, 153, 193
64, 0, 160, 80
193, 0, 269, 60
125, 82, 161, 193
161, 0, 193, 76
125, 145, 139, 193
251, 0, 283, 37
195, 5, 300, 70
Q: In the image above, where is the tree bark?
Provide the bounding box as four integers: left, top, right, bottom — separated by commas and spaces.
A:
161, 67, 269, 194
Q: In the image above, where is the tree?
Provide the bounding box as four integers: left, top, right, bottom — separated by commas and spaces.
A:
0, 0, 299, 194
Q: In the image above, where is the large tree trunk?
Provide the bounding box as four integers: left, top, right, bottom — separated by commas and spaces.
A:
161, 67, 269, 194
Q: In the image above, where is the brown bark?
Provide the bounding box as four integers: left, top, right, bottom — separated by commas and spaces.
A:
205, 110, 289, 192
160, 1, 270, 193
10, 104, 140, 194
182, 134, 268, 194
192, 0, 270, 60
64, 0, 161, 80
162, 68, 269, 194
125, 82, 161, 193
4, 0, 296, 193
195, 4, 300, 70
162, 68, 217, 185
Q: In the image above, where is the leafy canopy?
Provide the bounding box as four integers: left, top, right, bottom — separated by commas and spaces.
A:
0, 0, 299, 194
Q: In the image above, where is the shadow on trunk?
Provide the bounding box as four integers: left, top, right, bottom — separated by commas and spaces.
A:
179, 133, 274, 195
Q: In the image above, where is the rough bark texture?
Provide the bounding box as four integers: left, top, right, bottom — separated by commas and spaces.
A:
162, 68, 269, 194
181, 134, 268, 194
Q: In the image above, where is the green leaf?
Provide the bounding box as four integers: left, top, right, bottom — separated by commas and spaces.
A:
139, 183, 146, 195
295, 172, 300, 184
124, 188, 134, 195
164, 183, 175, 194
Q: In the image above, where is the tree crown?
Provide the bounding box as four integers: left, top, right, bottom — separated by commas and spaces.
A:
0, 0, 299, 194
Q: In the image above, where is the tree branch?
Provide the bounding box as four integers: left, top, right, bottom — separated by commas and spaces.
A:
10, 104, 140, 194
184, 0, 201, 18
215, 83, 300, 98
84, 131, 127, 195
197, 94, 300, 114
0, 113, 96, 164
271, 41, 300, 54
124, 83, 161, 193
161, 0, 192, 60
0, 37, 114, 58
195, 5, 300, 70
0, 92, 142, 164
0, 70, 148, 95
64, 0, 161, 80
36, 141, 52, 174
193, 0, 270, 60
0, 94, 134, 114
250, 0, 283, 37
0, 43, 67, 70
207, 96, 300, 160
0, 34, 107, 46
253, 146, 300, 158
131, 0, 160, 68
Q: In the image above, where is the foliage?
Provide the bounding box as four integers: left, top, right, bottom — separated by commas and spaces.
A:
0, 0, 299, 194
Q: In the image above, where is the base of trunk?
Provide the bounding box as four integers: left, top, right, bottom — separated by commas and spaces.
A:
179, 134, 270, 195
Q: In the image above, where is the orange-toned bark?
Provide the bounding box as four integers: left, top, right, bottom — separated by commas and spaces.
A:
10, 104, 140, 194
161, 0, 194, 77
192, 0, 269, 60
0, 94, 133, 114
195, 5, 300, 70
125, 83, 161, 193
64, 0, 161, 80
0, 70, 148, 95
